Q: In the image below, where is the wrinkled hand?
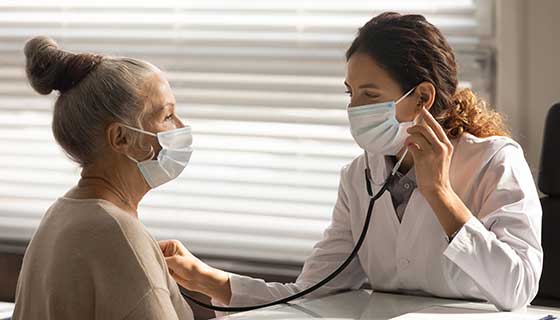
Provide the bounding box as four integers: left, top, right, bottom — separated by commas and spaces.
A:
405, 108, 454, 197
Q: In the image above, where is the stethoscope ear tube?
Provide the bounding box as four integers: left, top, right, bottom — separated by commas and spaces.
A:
180, 152, 395, 312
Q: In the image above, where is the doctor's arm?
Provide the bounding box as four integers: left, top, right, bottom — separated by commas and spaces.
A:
406, 108, 542, 311
160, 166, 368, 307
440, 145, 542, 311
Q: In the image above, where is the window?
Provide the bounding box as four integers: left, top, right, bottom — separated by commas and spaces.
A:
0, 0, 494, 264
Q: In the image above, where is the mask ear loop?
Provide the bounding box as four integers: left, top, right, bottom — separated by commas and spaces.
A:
392, 87, 425, 176
395, 86, 416, 105
120, 124, 157, 163
364, 86, 421, 185
125, 147, 155, 163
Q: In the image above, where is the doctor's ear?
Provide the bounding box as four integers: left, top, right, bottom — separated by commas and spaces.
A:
414, 82, 436, 110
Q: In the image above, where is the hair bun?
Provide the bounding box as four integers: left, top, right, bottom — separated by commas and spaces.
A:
24, 36, 102, 95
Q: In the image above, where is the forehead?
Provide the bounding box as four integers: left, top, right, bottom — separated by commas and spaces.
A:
345, 52, 396, 88
142, 72, 175, 114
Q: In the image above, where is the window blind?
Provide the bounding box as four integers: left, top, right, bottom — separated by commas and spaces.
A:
0, 0, 494, 264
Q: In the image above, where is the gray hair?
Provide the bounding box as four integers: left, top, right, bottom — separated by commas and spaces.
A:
24, 36, 156, 167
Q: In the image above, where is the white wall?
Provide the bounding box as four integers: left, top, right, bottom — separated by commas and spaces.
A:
496, 0, 560, 180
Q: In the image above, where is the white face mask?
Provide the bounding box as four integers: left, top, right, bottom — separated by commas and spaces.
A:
122, 124, 193, 188
347, 87, 416, 156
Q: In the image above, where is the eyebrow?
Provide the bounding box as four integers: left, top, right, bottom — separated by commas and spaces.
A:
344, 81, 380, 89
154, 102, 175, 114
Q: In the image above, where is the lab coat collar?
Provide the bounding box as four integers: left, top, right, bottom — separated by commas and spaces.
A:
366, 137, 462, 187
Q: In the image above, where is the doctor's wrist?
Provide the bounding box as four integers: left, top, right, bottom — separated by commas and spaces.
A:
198, 266, 232, 305
421, 181, 452, 198
423, 183, 473, 238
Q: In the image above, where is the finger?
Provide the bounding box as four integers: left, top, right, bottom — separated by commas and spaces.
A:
165, 257, 196, 290
158, 240, 176, 257
405, 133, 432, 153
165, 256, 182, 271
420, 108, 449, 144
165, 257, 191, 282
158, 241, 170, 255
407, 125, 445, 153
165, 255, 195, 273
406, 141, 421, 160
158, 240, 173, 250
407, 125, 439, 146
173, 240, 189, 256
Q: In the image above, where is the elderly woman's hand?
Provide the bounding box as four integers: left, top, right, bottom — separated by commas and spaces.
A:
159, 240, 232, 305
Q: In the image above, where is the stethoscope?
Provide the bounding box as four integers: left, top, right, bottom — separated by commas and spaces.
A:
180, 149, 409, 312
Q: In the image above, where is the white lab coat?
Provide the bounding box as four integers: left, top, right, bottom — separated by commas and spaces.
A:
223, 133, 543, 311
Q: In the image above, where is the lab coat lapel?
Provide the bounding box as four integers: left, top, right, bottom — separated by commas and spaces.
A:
369, 153, 401, 231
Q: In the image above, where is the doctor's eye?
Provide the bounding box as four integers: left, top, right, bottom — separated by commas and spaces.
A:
365, 92, 380, 99
344, 90, 352, 97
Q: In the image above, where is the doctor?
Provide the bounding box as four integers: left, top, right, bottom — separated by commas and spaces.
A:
159, 12, 543, 311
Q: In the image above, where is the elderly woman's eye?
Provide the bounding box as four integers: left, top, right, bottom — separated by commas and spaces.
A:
165, 114, 174, 121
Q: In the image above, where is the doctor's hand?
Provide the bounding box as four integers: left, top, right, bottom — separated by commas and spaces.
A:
404, 108, 473, 237
404, 107, 454, 196
159, 239, 232, 305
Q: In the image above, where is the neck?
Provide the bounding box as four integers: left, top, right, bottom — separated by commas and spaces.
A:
68, 164, 148, 217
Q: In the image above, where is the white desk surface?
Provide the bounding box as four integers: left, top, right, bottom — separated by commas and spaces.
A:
214, 290, 560, 320
0, 302, 13, 319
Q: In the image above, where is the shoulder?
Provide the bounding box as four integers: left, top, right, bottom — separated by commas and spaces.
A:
342, 151, 370, 174
66, 199, 157, 253
63, 200, 169, 286
99, 201, 155, 245
340, 152, 367, 182
97, 202, 165, 270
449, 134, 538, 210
454, 132, 521, 156
451, 133, 525, 171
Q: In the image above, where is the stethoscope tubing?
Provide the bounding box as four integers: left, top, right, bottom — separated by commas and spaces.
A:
180, 151, 399, 312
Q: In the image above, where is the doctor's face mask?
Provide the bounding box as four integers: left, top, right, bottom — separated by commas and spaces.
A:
344, 51, 422, 156
347, 87, 416, 155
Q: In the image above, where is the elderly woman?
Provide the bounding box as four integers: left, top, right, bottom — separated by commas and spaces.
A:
13, 36, 193, 320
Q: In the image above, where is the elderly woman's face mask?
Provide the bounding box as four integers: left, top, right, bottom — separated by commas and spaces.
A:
122, 124, 193, 188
